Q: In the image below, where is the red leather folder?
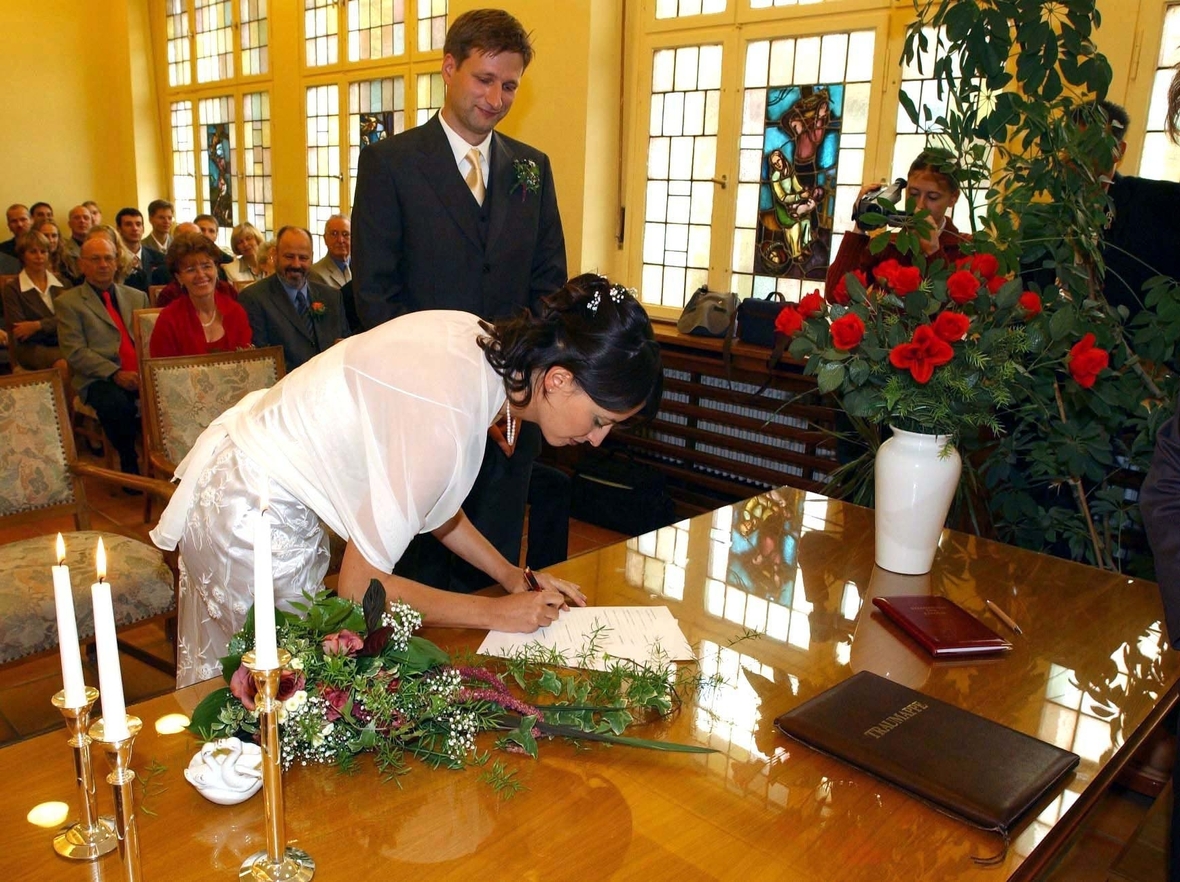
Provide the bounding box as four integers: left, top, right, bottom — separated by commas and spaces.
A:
871, 595, 1013, 658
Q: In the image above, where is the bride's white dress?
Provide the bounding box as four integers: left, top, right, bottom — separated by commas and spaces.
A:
151, 311, 505, 687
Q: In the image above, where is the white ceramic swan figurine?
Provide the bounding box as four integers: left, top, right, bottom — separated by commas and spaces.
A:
185, 737, 264, 805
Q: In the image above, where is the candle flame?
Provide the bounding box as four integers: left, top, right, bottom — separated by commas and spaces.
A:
56, 533, 65, 566
96, 538, 106, 582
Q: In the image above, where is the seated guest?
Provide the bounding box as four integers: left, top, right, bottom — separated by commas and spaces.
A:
239, 225, 349, 370
116, 208, 169, 292
34, 220, 70, 282
226, 222, 265, 285
30, 202, 54, 225
83, 201, 103, 227
61, 205, 94, 281
1, 230, 68, 377
825, 151, 968, 291
151, 232, 252, 358
56, 232, 148, 475
309, 214, 351, 289
255, 238, 276, 277
155, 222, 239, 308
1, 204, 32, 257
88, 225, 137, 286
194, 214, 234, 278
142, 199, 174, 255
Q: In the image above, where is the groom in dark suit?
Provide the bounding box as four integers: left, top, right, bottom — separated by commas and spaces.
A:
239, 226, 349, 370
352, 8, 568, 594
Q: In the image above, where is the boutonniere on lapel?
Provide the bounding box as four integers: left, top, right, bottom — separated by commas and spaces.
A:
309, 301, 327, 320
510, 158, 541, 201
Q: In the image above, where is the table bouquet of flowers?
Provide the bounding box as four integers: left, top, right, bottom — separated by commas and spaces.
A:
780, 250, 1109, 442
189, 581, 711, 778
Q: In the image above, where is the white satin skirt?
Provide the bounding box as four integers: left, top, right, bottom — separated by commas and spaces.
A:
175, 438, 331, 687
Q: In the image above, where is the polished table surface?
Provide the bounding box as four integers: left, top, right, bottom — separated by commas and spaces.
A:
6, 488, 1179, 881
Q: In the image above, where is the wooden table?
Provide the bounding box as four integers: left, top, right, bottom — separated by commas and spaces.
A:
6, 488, 1178, 880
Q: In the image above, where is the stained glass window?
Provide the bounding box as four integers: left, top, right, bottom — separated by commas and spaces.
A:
305, 0, 338, 67
654, 0, 726, 19
195, 0, 234, 82
416, 72, 445, 125
242, 92, 273, 237
170, 101, 199, 223
306, 85, 341, 260
640, 44, 723, 308
197, 96, 236, 248
348, 78, 405, 204
348, 0, 405, 62
731, 31, 876, 301
418, 0, 448, 52
1140, 4, 1180, 181
167, 0, 192, 87
239, 0, 269, 76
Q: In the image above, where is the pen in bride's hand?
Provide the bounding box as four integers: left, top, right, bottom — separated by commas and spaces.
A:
523, 567, 542, 592
985, 599, 1023, 635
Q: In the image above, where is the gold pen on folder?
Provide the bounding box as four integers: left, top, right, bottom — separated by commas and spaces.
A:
985, 599, 1023, 635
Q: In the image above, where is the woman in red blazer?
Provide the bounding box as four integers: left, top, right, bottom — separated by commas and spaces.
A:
151, 232, 252, 358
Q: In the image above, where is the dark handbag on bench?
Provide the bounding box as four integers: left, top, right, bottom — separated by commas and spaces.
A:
677, 286, 738, 338
736, 291, 787, 348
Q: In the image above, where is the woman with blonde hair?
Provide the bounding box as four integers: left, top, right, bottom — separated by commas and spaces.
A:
226, 222, 265, 285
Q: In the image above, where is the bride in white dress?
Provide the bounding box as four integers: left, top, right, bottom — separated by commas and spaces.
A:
151, 273, 662, 686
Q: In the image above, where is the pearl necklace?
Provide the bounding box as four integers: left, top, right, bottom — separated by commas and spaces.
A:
505, 401, 516, 447
199, 309, 219, 328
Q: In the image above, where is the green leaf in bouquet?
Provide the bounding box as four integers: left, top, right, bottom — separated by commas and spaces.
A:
1049, 306, 1075, 340
788, 336, 816, 360
993, 278, 1021, 309
817, 362, 846, 394
848, 358, 871, 386
188, 687, 234, 740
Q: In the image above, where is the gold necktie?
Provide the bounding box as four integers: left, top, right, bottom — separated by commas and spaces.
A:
464, 147, 485, 206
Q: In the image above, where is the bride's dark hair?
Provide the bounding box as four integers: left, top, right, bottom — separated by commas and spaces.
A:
479, 273, 662, 419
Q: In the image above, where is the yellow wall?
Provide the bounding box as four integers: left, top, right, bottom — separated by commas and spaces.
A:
0, 0, 160, 220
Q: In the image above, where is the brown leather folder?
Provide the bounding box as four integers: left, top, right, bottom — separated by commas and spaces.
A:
774, 671, 1079, 836
872, 595, 1013, 657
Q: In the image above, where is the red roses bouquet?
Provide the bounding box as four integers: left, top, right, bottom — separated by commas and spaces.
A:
777, 250, 1111, 439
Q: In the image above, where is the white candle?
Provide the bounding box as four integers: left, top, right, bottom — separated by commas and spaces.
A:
52, 534, 87, 706
91, 539, 129, 740
253, 478, 279, 668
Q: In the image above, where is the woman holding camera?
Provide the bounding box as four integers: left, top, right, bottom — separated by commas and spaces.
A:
824, 151, 967, 292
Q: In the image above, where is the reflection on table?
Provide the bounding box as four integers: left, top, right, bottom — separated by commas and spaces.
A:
5, 487, 1177, 881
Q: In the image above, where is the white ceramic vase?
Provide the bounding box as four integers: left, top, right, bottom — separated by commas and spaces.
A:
184, 737, 264, 805
873, 426, 961, 575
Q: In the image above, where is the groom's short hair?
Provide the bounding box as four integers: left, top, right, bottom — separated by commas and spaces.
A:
443, 9, 534, 70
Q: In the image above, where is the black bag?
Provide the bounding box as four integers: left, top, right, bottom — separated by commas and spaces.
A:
570, 453, 676, 537
736, 291, 788, 348
677, 286, 737, 338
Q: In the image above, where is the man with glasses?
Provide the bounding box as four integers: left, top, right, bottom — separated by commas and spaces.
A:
56, 232, 149, 476
310, 214, 352, 289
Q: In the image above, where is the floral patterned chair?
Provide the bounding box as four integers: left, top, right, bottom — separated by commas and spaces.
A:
0, 370, 177, 671
141, 347, 286, 478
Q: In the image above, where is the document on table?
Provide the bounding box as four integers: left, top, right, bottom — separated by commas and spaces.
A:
477, 606, 695, 671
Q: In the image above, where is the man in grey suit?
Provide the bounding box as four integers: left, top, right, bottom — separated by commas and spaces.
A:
56, 233, 149, 475
309, 214, 352, 289
239, 226, 349, 370
352, 8, 568, 594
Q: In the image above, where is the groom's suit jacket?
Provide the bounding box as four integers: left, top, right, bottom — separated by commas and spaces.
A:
238, 274, 349, 371
350, 113, 567, 330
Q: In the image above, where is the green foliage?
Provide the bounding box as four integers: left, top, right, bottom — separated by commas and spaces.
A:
863, 0, 1180, 573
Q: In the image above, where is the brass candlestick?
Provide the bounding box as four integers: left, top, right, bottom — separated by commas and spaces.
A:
239, 649, 315, 882
51, 687, 118, 859
89, 715, 144, 882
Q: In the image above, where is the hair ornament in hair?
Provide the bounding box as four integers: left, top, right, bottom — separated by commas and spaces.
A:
587, 292, 602, 315
609, 283, 634, 303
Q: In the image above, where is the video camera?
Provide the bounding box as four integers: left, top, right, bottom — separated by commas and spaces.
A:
851, 178, 909, 231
